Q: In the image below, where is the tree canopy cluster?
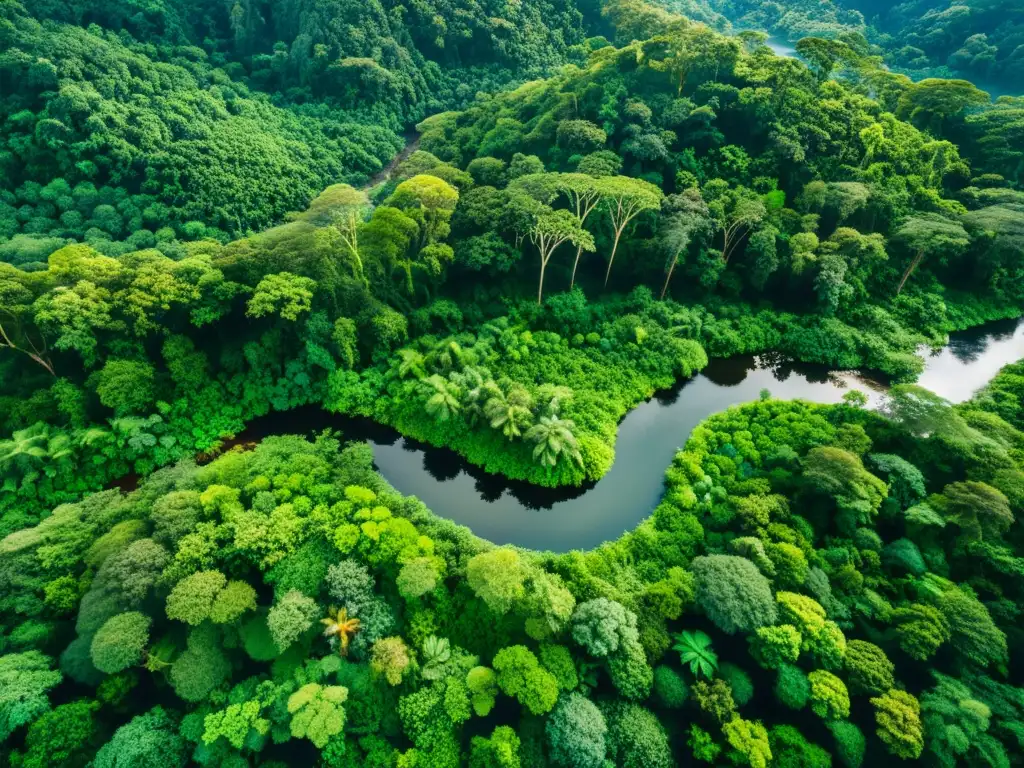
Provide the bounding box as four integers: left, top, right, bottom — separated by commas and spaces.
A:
2, 0, 1024, 765
3, 353, 1024, 766
667, 0, 1024, 93
3, 0, 1023, 514
0, 0, 590, 258
848, 0, 1024, 89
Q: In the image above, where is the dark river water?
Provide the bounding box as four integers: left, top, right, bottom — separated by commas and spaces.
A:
248, 318, 1024, 552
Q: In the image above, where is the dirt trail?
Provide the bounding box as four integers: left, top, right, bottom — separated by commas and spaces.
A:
363, 130, 420, 191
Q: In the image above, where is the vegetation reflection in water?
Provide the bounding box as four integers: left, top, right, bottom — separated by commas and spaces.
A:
246, 318, 1024, 551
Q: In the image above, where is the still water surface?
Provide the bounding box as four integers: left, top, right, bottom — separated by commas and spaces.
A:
254, 319, 1024, 552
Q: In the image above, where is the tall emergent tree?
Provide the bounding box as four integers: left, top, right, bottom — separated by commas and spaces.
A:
597, 176, 663, 287
297, 184, 372, 282
893, 214, 970, 295
657, 189, 713, 299
530, 210, 595, 305
555, 174, 606, 289
715, 189, 767, 267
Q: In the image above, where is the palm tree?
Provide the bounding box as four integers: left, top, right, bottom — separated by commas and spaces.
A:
392, 348, 427, 380
78, 427, 111, 448
432, 339, 475, 372
0, 424, 50, 475
41, 432, 75, 478
419, 375, 463, 422
420, 635, 452, 680
525, 415, 583, 469
672, 630, 718, 679
484, 384, 534, 439
321, 607, 361, 656
536, 384, 573, 418
454, 367, 497, 427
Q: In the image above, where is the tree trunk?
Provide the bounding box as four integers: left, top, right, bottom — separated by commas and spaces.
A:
27, 351, 54, 377
660, 253, 680, 300
722, 226, 749, 265
720, 225, 734, 264
538, 252, 548, 305
721, 234, 733, 264
896, 249, 924, 295
604, 229, 624, 288
570, 244, 583, 289
345, 242, 364, 282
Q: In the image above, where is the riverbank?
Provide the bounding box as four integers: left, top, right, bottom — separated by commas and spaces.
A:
5, 299, 1018, 541
320, 292, 1022, 494
238, 316, 1024, 551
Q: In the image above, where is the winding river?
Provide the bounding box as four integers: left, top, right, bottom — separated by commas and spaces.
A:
247, 318, 1024, 552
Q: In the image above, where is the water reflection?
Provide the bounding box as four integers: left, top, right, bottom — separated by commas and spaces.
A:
701, 356, 757, 386
474, 474, 507, 504
916, 318, 1024, 403
243, 318, 1024, 552
947, 317, 1019, 365
420, 444, 462, 482
705, 353, 878, 391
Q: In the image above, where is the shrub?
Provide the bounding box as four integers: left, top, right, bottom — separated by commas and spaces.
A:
493, 646, 559, 715
751, 625, 801, 669
808, 670, 850, 720
691, 555, 777, 634
871, 689, 924, 760
90, 613, 150, 674
719, 662, 754, 707
546, 693, 607, 768
653, 665, 688, 708
775, 664, 811, 710
827, 721, 866, 768
844, 640, 895, 695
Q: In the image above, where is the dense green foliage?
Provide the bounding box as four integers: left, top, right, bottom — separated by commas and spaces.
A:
1, 0, 589, 258
972, 358, 1024, 430
0, 3, 403, 251
2, 0, 1024, 765
5, 0, 1024, 520
662, 0, 1024, 93
860, 0, 1024, 89
5, 359, 1024, 764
